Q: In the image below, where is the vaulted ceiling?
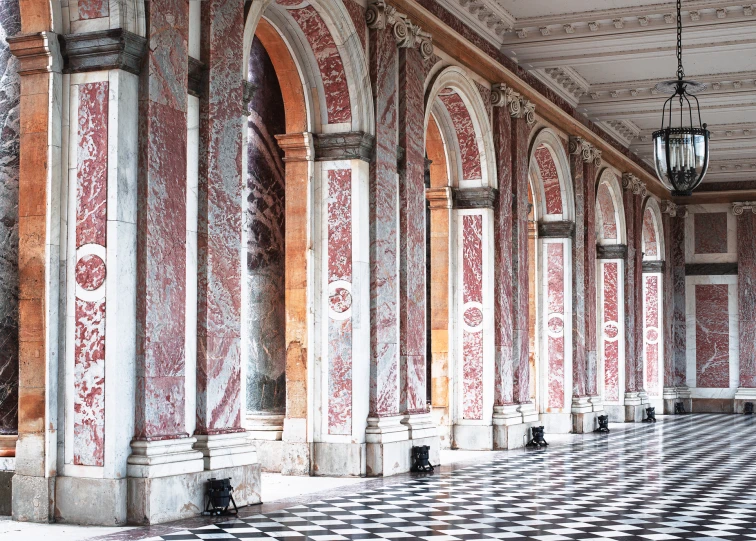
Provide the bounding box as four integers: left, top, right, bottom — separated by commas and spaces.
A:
443, 0, 756, 188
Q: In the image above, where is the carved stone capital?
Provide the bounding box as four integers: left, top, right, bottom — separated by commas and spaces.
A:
520, 99, 536, 126
453, 187, 496, 209
597, 244, 628, 260
592, 148, 602, 167
538, 220, 575, 238
660, 200, 678, 216
313, 131, 374, 162
7, 31, 63, 75
622, 173, 646, 196
426, 187, 453, 209
275, 132, 315, 162
569, 136, 593, 163
491, 84, 521, 117
366, 1, 433, 56
732, 201, 756, 215
58, 29, 147, 75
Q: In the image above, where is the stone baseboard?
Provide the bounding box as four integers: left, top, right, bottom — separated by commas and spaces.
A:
251, 439, 285, 472
603, 405, 625, 423
12, 474, 55, 522
452, 424, 493, 450
311, 442, 365, 477
54, 477, 127, 525
625, 404, 645, 422
493, 421, 537, 449
540, 413, 571, 434
0, 470, 12, 516
127, 463, 261, 525
572, 411, 598, 433
690, 398, 734, 413
366, 435, 440, 477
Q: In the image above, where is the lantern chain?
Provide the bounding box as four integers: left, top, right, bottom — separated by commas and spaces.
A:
676, 0, 684, 80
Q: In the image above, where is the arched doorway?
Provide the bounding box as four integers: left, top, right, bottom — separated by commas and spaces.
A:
642, 199, 665, 412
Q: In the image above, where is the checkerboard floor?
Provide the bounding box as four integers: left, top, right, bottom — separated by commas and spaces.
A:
145, 415, 756, 541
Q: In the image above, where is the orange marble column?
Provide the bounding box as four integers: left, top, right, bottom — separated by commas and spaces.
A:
8, 25, 61, 521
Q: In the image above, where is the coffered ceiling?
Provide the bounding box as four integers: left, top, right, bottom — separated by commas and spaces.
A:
443, 0, 756, 187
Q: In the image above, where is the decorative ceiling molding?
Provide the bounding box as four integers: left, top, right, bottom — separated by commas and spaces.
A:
542, 66, 590, 100
505, 1, 752, 41
445, 0, 515, 46
602, 120, 642, 146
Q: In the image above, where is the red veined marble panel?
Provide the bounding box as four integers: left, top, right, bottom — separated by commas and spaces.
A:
462, 214, 484, 419
78, 0, 109, 20
328, 169, 353, 435
695, 284, 730, 388
644, 275, 660, 397
596, 183, 617, 241
694, 213, 728, 255
344, 0, 367, 53
643, 208, 658, 258
73, 81, 109, 466
289, 6, 352, 124
534, 145, 563, 216
546, 243, 565, 409
439, 91, 482, 181
603, 262, 620, 402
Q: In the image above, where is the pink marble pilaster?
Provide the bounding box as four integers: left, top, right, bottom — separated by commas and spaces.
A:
644, 275, 661, 397
603, 262, 621, 401
73, 82, 109, 465
136, 0, 190, 440
633, 194, 644, 393
569, 150, 587, 400
583, 160, 598, 396
662, 213, 675, 389
546, 243, 566, 409
622, 186, 638, 395
492, 106, 514, 406
511, 115, 530, 405
368, 25, 400, 417
398, 47, 426, 415
738, 212, 756, 387
669, 215, 687, 387
195, 0, 245, 435
462, 215, 484, 419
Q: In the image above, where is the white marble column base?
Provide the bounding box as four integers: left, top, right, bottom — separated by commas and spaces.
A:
571, 396, 593, 414
194, 431, 258, 470
402, 412, 437, 439
624, 391, 642, 406
366, 415, 410, 444
127, 438, 204, 478
492, 404, 522, 426
589, 396, 604, 412
518, 402, 539, 423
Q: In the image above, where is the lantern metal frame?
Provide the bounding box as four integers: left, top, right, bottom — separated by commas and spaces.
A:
652, 0, 711, 196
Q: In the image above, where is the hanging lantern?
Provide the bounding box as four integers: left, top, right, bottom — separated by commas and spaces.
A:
652, 0, 710, 196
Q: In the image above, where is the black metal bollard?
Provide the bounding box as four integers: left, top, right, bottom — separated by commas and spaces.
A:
594, 415, 610, 433
527, 426, 548, 448
745, 402, 754, 415
203, 478, 238, 516
643, 406, 657, 423
674, 402, 686, 414
411, 445, 434, 472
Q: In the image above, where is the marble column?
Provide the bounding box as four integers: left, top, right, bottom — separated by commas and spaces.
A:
733, 202, 756, 410
568, 138, 601, 432
7, 28, 63, 522
661, 201, 689, 413
0, 0, 20, 458
129, 0, 204, 487
621, 174, 647, 421
398, 44, 432, 437
510, 94, 538, 424
194, 0, 256, 469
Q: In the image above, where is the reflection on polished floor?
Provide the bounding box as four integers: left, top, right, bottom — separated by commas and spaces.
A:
90, 414, 756, 541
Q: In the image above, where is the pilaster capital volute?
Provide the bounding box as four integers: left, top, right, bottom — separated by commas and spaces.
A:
732, 201, 756, 215
491, 83, 521, 116
661, 200, 679, 217
520, 99, 536, 126
621, 172, 646, 196
366, 0, 434, 57
570, 136, 592, 163
592, 148, 602, 168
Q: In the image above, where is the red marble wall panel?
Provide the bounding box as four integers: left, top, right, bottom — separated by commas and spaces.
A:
439, 91, 482, 181
644, 275, 660, 397
694, 212, 728, 255
462, 214, 484, 419
73, 82, 109, 466
398, 47, 426, 415
546, 243, 565, 409
696, 284, 730, 388
534, 146, 563, 216
569, 151, 586, 399
76, 82, 108, 249
596, 183, 617, 241
136, 0, 189, 440
196, 0, 246, 435
369, 25, 399, 416
670, 217, 687, 386
78, 0, 109, 20
328, 169, 353, 435
492, 106, 514, 406
642, 208, 658, 259
290, 6, 352, 125
344, 0, 367, 53
603, 262, 620, 402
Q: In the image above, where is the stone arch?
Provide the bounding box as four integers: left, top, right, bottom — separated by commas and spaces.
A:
528, 128, 574, 420
596, 168, 627, 246
244, 0, 374, 135
528, 128, 575, 222
424, 66, 497, 189
642, 198, 665, 261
